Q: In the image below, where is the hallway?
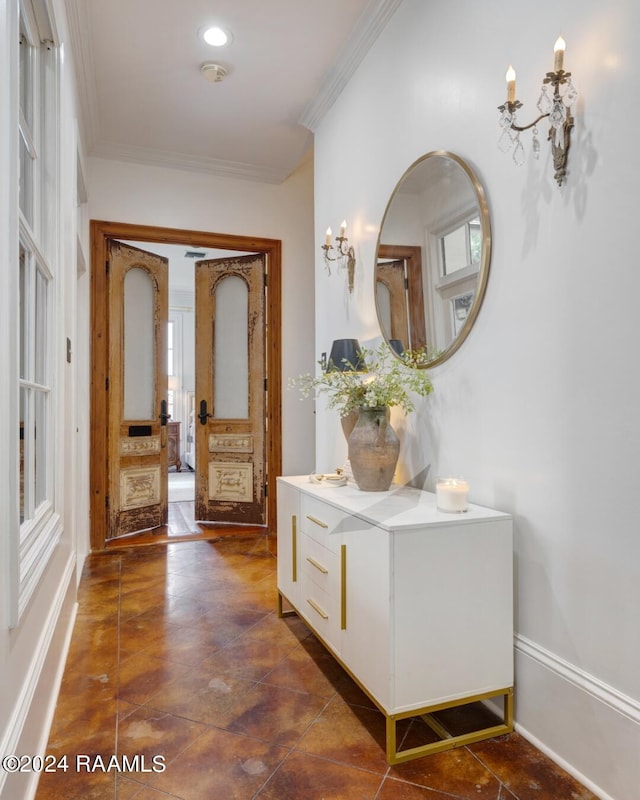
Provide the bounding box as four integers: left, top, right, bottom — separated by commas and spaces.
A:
36, 535, 597, 799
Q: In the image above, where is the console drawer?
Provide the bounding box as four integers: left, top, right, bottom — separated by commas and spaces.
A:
300, 494, 345, 551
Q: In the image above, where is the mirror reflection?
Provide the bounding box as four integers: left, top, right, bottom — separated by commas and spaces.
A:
375, 151, 491, 367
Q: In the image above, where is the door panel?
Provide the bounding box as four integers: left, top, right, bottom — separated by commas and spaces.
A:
107, 240, 168, 539
195, 254, 266, 525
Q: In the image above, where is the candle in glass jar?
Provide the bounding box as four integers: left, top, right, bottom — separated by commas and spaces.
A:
436, 478, 469, 513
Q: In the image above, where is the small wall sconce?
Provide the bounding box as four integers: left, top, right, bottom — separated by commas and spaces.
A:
497, 36, 578, 186
322, 220, 356, 293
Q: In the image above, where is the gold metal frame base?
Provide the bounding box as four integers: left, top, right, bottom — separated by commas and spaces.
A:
277, 591, 514, 765
385, 686, 514, 764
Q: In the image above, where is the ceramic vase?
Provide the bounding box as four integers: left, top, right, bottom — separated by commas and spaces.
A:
347, 406, 399, 491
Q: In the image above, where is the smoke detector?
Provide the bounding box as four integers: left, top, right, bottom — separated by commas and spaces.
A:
200, 62, 228, 83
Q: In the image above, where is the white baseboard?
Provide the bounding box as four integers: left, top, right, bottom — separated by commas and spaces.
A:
513, 634, 640, 800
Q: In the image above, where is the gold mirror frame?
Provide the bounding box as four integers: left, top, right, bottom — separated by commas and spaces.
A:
375, 151, 492, 368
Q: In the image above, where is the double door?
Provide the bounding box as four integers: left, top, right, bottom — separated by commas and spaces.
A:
106, 240, 267, 540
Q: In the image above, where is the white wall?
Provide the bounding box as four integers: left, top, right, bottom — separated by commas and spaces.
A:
87, 156, 316, 479
313, 1, 639, 799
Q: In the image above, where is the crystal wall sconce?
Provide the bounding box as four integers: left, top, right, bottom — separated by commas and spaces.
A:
322, 220, 356, 293
497, 36, 578, 186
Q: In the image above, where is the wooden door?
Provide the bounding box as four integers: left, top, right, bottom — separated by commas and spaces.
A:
376, 259, 410, 349
107, 240, 168, 539
376, 244, 427, 352
195, 254, 266, 525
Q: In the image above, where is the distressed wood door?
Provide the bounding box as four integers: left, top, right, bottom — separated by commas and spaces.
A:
376, 258, 410, 350
107, 240, 169, 539
195, 254, 267, 525
376, 244, 427, 352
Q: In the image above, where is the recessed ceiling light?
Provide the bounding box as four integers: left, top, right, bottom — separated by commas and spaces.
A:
202, 25, 232, 47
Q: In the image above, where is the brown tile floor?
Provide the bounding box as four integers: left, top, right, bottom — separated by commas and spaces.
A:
36, 529, 598, 800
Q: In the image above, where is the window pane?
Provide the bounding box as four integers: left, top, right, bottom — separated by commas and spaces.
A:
19, 388, 27, 523
34, 390, 47, 508
19, 247, 27, 380
441, 226, 468, 275
124, 267, 155, 420
35, 266, 48, 384
19, 32, 33, 129
214, 276, 248, 419
19, 133, 34, 226
469, 218, 481, 264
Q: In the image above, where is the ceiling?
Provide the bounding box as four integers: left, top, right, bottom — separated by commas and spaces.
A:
66, 0, 402, 184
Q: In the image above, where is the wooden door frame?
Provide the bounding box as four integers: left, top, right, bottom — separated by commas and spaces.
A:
90, 219, 282, 550
377, 244, 426, 350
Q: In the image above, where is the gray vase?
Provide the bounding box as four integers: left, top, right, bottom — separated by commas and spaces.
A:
348, 406, 399, 491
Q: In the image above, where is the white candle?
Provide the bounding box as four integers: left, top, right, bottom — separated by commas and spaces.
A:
436, 478, 469, 513
554, 36, 565, 72
505, 65, 516, 103
325, 227, 332, 247
339, 220, 347, 238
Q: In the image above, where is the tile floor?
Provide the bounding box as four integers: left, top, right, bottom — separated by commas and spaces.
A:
36, 530, 598, 800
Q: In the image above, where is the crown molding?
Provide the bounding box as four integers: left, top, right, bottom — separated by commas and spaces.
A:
298, 0, 403, 132
91, 141, 288, 184
64, 0, 100, 151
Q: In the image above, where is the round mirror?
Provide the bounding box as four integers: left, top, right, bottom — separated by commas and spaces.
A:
375, 151, 491, 368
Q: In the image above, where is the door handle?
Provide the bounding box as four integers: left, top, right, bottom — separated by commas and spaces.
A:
159, 399, 170, 426
198, 399, 213, 425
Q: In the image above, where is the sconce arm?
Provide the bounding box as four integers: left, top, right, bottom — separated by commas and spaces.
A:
510, 112, 549, 133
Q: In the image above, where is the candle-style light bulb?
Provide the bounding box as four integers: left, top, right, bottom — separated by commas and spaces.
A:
325, 227, 332, 247
339, 220, 347, 238
505, 65, 516, 103
554, 36, 566, 72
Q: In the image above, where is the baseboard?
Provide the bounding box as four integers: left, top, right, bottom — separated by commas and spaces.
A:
0, 553, 77, 800
515, 635, 640, 724
512, 634, 640, 800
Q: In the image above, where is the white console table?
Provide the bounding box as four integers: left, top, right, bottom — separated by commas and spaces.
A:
276, 475, 514, 764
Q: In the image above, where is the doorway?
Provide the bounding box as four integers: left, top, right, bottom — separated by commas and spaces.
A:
90, 220, 282, 550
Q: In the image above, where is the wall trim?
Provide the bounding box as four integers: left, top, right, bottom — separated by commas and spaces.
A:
515, 634, 640, 725
0, 553, 76, 797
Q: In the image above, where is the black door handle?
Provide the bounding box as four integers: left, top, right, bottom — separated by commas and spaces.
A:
159, 399, 170, 426
199, 399, 213, 425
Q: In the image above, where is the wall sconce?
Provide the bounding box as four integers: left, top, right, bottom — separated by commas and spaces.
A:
497, 36, 578, 186
322, 220, 356, 293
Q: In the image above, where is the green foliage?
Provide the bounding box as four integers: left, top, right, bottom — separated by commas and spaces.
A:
289, 342, 434, 416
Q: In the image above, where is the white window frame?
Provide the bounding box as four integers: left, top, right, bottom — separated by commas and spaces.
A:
12, 0, 62, 624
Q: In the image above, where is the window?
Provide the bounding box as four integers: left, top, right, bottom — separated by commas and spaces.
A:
440, 216, 481, 276
15, 0, 61, 621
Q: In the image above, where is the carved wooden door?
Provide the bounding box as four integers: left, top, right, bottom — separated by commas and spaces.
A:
195, 254, 266, 525
107, 240, 168, 539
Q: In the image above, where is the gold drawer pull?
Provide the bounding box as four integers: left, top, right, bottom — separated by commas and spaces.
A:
341, 544, 347, 630
306, 556, 328, 574
292, 515, 297, 583
306, 598, 329, 619
306, 514, 328, 529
